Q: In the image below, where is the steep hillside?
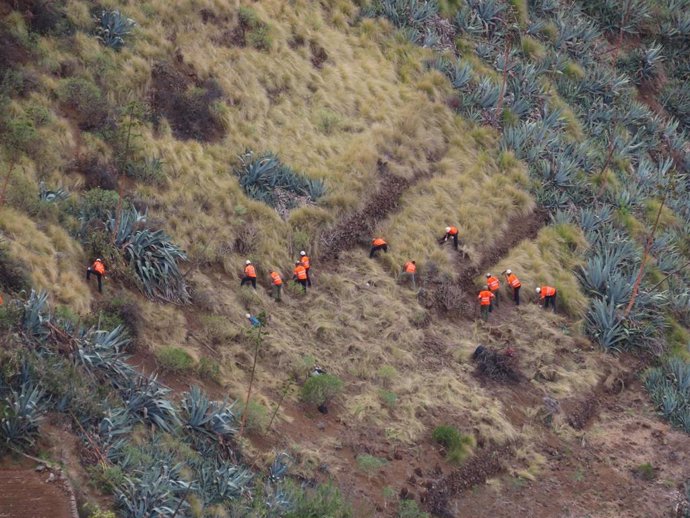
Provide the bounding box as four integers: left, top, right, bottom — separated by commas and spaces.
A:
1, 0, 689, 517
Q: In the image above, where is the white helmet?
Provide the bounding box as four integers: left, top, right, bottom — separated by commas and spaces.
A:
535, 287, 541, 293
486, 273, 491, 278
300, 251, 306, 256
245, 260, 251, 265
245, 313, 251, 319
445, 226, 451, 233
506, 269, 512, 274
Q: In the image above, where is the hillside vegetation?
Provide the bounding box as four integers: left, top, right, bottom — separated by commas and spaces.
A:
1, 0, 689, 517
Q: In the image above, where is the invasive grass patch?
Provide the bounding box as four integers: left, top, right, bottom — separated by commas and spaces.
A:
286, 480, 353, 518
201, 314, 240, 346
633, 462, 656, 481
432, 425, 475, 464
520, 36, 546, 61
379, 389, 398, 408
356, 454, 387, 475
398, 499, 430, 518
301, 373, 343, 409
0, 238, 31, 293
233, 7, 273, 51
239, 399, 269, 434
154, 346, 195, 374
197, 357, 222, 384
56, 77, 109, 129
88, 463, 125, 493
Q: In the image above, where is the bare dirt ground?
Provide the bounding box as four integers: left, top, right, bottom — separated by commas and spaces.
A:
0, 466, 77, 518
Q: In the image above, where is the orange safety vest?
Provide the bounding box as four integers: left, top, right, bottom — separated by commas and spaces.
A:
487, 276, 500, 291
540, 286, 556, 298
372, 238, 387, 247
478, 290, 494, 306
244, 264, 256, 278
270, 272, 283, 286
300, 255, 310, 269
404, 261, 416, 274
92, 260, 106, 275
507, 273, 521, 288
0, 294, 3, 305
294, 265, 307, 280
448, 226, 459, 236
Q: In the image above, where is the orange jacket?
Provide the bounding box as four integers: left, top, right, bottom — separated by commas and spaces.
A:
92, 259, 106, 275
270, 272, 283, 286
372, 238, 387, 247
403, 261, 416, 273
506, 273, 521, 288
478, 290, 495, 306
300, 255, 310, 269
294, 265, 307, 280
487, 276, 500, 291
447, 226, 459, 236
540, 286, 556, 298
0, 294, 3, 305
244, 264, 257, 278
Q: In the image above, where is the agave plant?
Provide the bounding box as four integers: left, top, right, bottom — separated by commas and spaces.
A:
363, 0, 439, 29
181, 385, 237, 439
95, 9, 136, 50
38, 182, 69, 203
116, 465, 192, 518
585, 299, 629, 351
0, 383, 45, 449
121, 375, 180, 432
21, 290, 51, 342
193, 458, 253, 505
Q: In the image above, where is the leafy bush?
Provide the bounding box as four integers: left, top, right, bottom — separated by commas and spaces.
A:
300, 374, 343, 408
155, 347, 195, 373
56, 78, 109, 129
432, 425, 475, 464
356, 454, 387, 475
235, 150, 326, 213
94, 10, 136, 50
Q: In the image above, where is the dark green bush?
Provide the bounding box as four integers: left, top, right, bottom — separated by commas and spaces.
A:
56, 77, 109, 129
301, 374, 343, 408
155, 347, 195, 373
432, 425, 475, 464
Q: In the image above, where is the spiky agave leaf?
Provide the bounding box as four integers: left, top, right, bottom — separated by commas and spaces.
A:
21, 290, 51, 342
122, 375, 180, 432
192, 457, 253, 505
585, 299, 629, 351
116, 465, 192, 518
181, 385, 237, 439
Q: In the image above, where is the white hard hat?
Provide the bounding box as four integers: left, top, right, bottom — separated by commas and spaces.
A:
245, 313, 251, 319
486, 273, 491, 278
506, 269, 512, 274
300, 251, 306, 256
245, 260, 251, 265
536, 287, 541, 293
445, 226, 451, 233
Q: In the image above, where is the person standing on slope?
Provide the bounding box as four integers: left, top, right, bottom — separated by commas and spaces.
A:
241, 260, 257, 289
370, 237, 388, 258
477, 286, 495, 322
299, 251, 312, 287
269, 270, 283, 301
536, 285, 557, 311
503, 269, 521, 306
293, 262, 308, 293
440, 225, 459, 250
400, 260, 417, 289
86, 258, 106, 294
486, 272, 500, 310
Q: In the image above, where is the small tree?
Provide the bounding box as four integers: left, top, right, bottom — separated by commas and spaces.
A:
301, 374, 343, 413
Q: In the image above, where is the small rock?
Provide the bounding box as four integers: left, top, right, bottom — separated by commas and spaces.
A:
393, 451, 403, 460
408, 475, 417, 485
46, 473, 56, 483
35, 465, 47, 472
414, 467, 423, 477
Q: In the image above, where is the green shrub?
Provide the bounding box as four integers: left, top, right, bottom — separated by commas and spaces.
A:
301, 374, 343, 407
356, 454, 387, 475
88, 464, 126, 493
398, 499, 430, 518
56, 78, 109, 129
88, 508, 117, 518
432, 425, 475, 464
633, 462, 656, 481
240, 399, 268, 433
197, 357, 222, 383
286, 481, 353, 518
379, 389, 398, 408
155, 347, 195, 373
238, 7, 272, 51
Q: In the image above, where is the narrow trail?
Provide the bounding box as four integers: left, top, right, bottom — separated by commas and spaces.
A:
319, 159, 433, 262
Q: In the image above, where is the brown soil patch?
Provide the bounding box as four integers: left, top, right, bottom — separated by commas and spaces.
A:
150, 59, 226, 142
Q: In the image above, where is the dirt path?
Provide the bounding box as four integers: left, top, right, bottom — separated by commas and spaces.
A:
0, 469, 78, 518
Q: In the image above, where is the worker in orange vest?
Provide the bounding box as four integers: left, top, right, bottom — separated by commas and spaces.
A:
477, 285, 495, 322
486, 273, 500, 310
293, 262, 308, 293
503, 269, 521, 306
440, 226, 459, 250
370, 237, 388, 258
269, 270, 283, 301
86, 258, 106, 293
399, 260, 417, 289
299, 251, 312, 287
241, 260, 257, 289
536, 285, 557, 311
